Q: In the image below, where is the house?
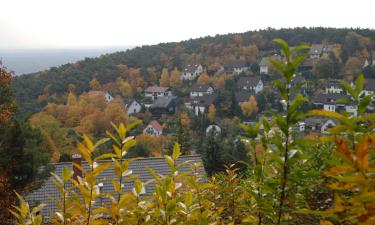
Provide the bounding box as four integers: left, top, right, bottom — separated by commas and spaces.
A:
125, 99, 142, 115
25, 154, 205, 221
191, 94, 217, 116
222, 60, 250, 74
190, 84, 214, 98
325, 79, 344, 94
206, 124, 221, 135
308, 44, 333, 59
144, 86, 172, 101
235, 91, 252, 106
259, 55, 281, 74
237, 76, 263, 93
313, 93, 356, 115
299, 117, 337, 133
361, 78, 375, 97
308, 44, 324, 58
143, 120, 163, 136
149, 96, 177, 116
181, 64, 203, 81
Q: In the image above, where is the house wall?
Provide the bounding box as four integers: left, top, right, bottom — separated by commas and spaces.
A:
260, 65, 268, 74
127, 101, 142, 115
324, 104, 336, 112
325, 87, 343, 94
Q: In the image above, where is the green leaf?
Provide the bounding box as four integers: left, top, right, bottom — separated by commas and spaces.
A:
172, 143, 181, 160
273, 38, 290, 59
355, 74, 364, 96
340, 80, 356, 99
62, 167, 73, 183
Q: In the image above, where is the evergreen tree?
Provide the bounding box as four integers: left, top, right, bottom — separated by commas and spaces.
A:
202, 130, 224, 176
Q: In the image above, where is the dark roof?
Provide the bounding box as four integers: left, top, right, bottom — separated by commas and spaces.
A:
191, 84, 212, 93
235, 92, 252, 103
364, 78, 375, 91
224, 60, 249, 69
150, 96, 177, 109
309, 44, 324, 55
303, 117, 337, 127
145, 86, 170, 93
259, 55, 282, 66
313, 93, 349, 104
193, 94, 217, 107
183, 64, 201, 74
237, 76, 262, 88
25, 155, 205, 220
325, 79, 343, 89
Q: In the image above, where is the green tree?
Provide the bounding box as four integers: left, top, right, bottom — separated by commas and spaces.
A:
202, 129, 224, 176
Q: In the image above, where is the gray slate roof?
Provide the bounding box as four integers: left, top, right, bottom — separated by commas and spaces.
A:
313, 93, 349, 104
325, 79, 343, 89
259, 55, 281, 66
237, 76, 262, 88
193, 94, 217, 107
25, 155, 205, 221
150, 96, 177, 109
364, 78, 375, 91
309, 44, 324, 55
224, 60, 249, 69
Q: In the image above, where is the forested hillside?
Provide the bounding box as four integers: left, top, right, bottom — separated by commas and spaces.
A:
12, 27, 375, 116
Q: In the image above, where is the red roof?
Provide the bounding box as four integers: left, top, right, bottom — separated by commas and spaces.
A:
149, 120, 163, 132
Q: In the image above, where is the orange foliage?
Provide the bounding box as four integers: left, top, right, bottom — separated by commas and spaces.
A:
136, 134, 167, 157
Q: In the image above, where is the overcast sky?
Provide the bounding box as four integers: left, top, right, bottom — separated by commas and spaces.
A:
1, 0, 375, 49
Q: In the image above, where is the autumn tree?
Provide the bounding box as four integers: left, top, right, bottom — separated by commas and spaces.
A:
207, 104, 216, 122
169, 67, 182, 88
241, 95, 258, 117
116, 77, 132, 97
89, 77, 101, 90
159, 68, 170, 87
29, 112, 72, 162
241, 44, 259, 62
345, 56, 363, 75
197, 71, 211, 85
66, 92, 77, 106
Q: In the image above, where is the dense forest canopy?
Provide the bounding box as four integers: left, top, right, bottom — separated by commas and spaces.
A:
12, 27, 375, 116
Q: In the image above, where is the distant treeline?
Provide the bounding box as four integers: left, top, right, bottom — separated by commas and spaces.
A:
12, 27, 375, 116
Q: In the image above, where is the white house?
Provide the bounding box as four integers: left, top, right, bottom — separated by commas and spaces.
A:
190, 84, 214, 98
313, 93, 357, 115
237, 76, 263, 94
143, 120, 163, 136
206, 125, 221, 136
125, 100, 142, 115
181, 64, 203, 81
191, 94, 217, 116
144, 86, 172, 101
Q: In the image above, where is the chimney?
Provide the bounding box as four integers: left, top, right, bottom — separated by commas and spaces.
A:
71, 154, 82, 181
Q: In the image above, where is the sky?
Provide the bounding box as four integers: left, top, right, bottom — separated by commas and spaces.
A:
1, 0, 375, 49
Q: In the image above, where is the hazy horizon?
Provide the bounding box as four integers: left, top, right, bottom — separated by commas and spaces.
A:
0, 46, 132, 75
